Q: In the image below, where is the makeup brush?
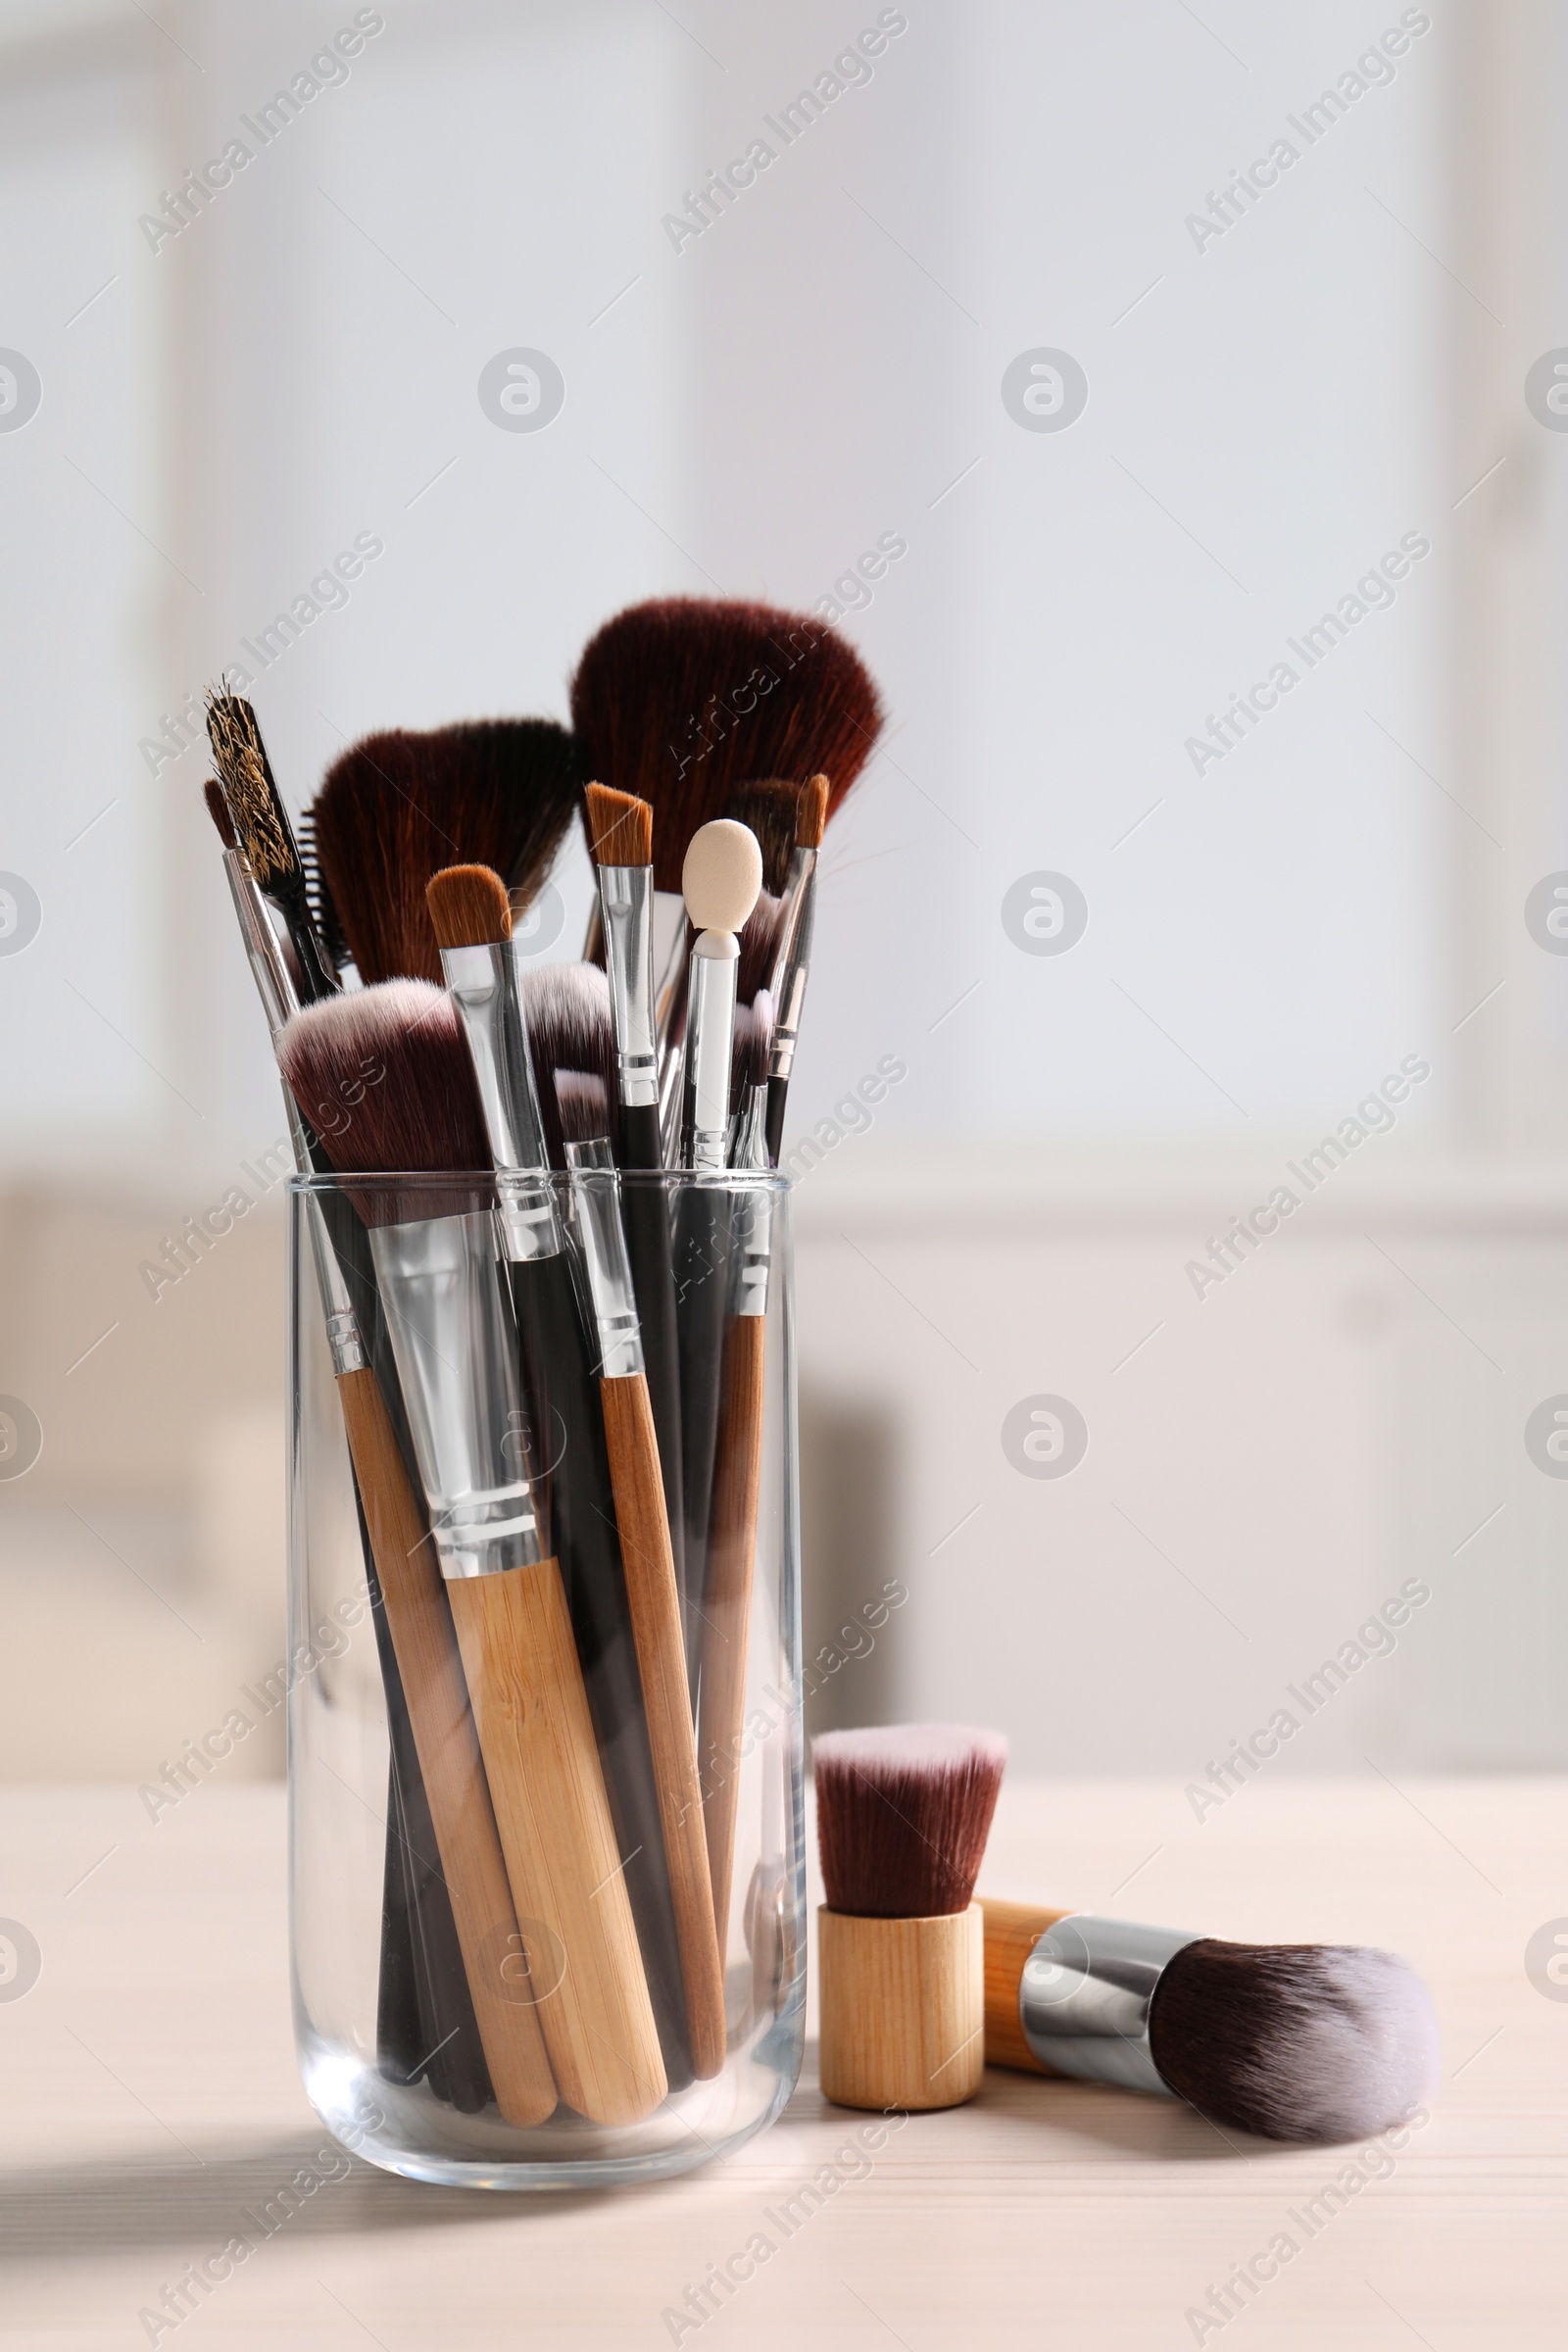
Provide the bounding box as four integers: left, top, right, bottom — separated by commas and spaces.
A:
425, 863, 699, 2089
673, 822, 762, 1697
764, 773, 829, 1166
556, 1067, 726, 2078
307, 719, 581, 986
814, 1724, 1006, 2113
207, 694, 339, 1004
278, 982, 665, 2126
981, 1901, 1439, 2144
728, 990, 773, 1173
723, 780, 802, 898
515, 959, 618, 1172
201, 774, 499, 2116
297, 807, 351, 980
570, 601, 882, 1149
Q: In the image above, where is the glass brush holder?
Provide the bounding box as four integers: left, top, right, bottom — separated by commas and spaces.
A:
285, 1165, 804, 2188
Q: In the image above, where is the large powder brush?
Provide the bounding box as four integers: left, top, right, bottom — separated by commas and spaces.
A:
308, 719, 582, 986
983, 1901, 1440, 2145
814, 1724, 1006, 2113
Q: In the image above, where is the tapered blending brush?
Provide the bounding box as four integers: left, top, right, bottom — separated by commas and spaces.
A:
556, 1068, 726, 2079
674, 822, 763, 1695
723, 781, 803, 899
516, 959, 618, 1171
815, 1725, 1006, 2113
728, 990, 773, 1172
307, 719, 581, 986
207, 694, 340, 1005
982, 1902, 1439, 2144
581, 783, 687, 1605
277, 983, 665, 2125
764, 773, 829, 1167
200, 775, 498, 2115
570, 601, 883, 1147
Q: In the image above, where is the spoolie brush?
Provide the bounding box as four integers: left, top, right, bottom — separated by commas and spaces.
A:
982, 1901, 1439, 2145
308, 719, 581, 986
814, 1724, 1006, 2113
207, 693, 338, 1004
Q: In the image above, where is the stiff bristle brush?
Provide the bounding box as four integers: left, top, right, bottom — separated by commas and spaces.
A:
278, 981, 665, 2127
307, 719, 581, 986
982, 1901, 1439, 2145
814, 1724, 1007, 2113
207, 694, 339, 1004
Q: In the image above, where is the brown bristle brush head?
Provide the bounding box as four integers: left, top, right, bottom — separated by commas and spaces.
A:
1148, 1936, 1439, 2144
206, 695, 293, 887
569, 600, 882, 892
724, 781, 801, 897
796, 772, 829, 853
554, 1067, 612, 1151
517, 962, 616, 1169
425, 863, 512, 953
583, 782, 653, 869
308, 719, 582, 986
202, 777, 237, 851
275, 981, 492, 1224
730, 989, 774, 1108
736, 891, 784, 1008
814, 1724, 1006, 1920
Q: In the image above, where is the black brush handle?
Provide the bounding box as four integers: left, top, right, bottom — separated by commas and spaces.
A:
617, 1104, 686, 1608
763, 1075, 788, 1169
514, 1247, 695, 2092
374, 1749, 423, 2082
673, 1186, 734, 1700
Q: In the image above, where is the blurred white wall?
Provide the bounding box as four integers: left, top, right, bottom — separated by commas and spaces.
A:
1, 0, 1565, 1779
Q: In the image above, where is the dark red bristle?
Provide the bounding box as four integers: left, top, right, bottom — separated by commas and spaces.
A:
736, 890, 784, 1008
517, 962, 615, 1170
813, 1724, 1006, 1920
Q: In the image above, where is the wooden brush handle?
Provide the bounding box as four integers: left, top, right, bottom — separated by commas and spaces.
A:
819, 1905, 984, 2113
334, 1367, 557, 2126
447, 1554, 667, 2125
979, 1897, 1074, 2076
600, 1371, 726, 2080
696, 1312, 767, 1957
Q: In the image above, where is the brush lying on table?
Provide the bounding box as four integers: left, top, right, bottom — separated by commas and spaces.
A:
981, 1900, 1439, 2144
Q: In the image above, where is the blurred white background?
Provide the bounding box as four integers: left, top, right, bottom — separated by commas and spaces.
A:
2, 0, 1566, 1788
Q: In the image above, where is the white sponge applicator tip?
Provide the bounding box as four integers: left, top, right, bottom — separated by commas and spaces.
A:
683, 820, 763, 934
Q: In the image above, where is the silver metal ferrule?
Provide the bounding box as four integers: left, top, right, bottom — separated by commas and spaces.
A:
767, 844, 818, 1085
597, 863, 659, 1111
654, 889, 692, 1158
222, 849, 298, 1040
563, 1137, 644, 1379
682, 931, 739, 1173
305, 1193, 368, 1375
439, 939, 562, 1264
1017, 1914, 1200, 2096
368, 1210, 543, 1580
727, 1177, 773, 1319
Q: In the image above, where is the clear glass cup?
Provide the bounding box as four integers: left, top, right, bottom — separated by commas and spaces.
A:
285, 1167, 803, 2187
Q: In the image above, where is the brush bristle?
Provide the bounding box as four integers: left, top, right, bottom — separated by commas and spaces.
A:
797, 773, 829, 852
426, 864, 512, 952
584, 782, 653, 869
308, 719, 581, 986
736, 891, 784, 1008
275, 981, 493, 1224
201, 778, 236, 851
555, 1067, 612, 1149
1150, 1938, 1440, 2144
569, 598, 883, 892
724, 781, 801, 896
297, 809, 348, 974
207, 695, 297, 892
730, 990, 774, 1102
813, 1724, 1006, 1920
517, 962, 615, 1170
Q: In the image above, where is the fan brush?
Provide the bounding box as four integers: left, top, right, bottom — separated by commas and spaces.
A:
307, 719, 581, 986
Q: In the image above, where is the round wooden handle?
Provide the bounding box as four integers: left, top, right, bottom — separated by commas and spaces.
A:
979, 1897, 1075, 2075
818, 1904, 984, 2113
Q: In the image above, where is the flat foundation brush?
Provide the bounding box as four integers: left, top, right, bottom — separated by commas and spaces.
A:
815, 1725, 1006, 2113
307, 719, 581, 986
556, 1067, 726, 2078
278, 983, 666, 2126
764, 774, 829, 1167
207, 694, 339, 1004
982, 1901, 1439, 2144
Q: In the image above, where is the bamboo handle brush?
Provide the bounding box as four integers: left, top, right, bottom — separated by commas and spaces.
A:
278, 983, 666, 2126
557, 1071, 726, 2078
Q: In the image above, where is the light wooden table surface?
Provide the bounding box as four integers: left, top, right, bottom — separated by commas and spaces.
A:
1, 1777, 1562, 2349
